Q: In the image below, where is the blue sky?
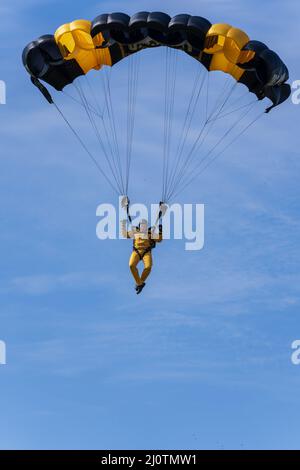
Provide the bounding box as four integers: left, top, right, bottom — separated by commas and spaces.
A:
0, 0, 300, 450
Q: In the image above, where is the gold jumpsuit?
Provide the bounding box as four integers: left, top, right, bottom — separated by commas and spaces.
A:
122, 223, 163, 286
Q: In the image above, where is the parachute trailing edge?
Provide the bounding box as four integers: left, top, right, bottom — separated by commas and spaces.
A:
23, 12, 290, 111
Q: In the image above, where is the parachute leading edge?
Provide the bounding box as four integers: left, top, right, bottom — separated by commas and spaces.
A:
22, 12, 290, 112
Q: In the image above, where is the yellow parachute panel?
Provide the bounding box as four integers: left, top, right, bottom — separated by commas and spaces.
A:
224, 27, 250, 63
203, 23, 251, 80
54, 20, 112, 73
204, 24, 231, 54
209, 54, 244, 80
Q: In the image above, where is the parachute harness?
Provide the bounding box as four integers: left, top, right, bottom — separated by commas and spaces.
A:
133, 238, 157, 261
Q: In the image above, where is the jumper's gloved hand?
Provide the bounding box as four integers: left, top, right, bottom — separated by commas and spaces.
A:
159, 203, 168, 217
121, 196, 130, 209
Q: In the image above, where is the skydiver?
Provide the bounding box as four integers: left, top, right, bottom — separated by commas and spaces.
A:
121, 198, 167, 295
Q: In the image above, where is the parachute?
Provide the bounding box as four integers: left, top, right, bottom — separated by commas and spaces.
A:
22, 12, 290, 203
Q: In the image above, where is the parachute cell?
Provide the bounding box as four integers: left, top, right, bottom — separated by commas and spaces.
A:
23, 12, 290, 110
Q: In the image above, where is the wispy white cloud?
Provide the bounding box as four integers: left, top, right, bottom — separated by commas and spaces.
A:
6, 271, 112, 295
149, 267, 300, 306
0, 0, 58, 35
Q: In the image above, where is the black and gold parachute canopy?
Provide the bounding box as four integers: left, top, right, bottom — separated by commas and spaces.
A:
22, 12, 291, 112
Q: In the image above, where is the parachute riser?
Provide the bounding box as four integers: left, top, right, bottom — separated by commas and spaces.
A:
124, 198, 166, 228
30, 77, 54, 104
